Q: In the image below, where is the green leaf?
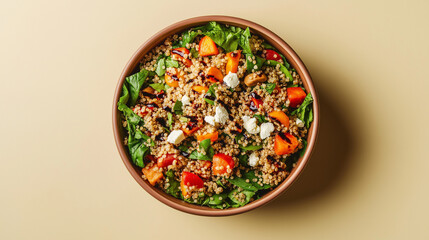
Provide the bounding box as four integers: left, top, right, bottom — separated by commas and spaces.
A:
206, 83, 217, 97
189, 138, 214, 160
173, 100, 183, 115
240, 145, 263, 151
118, 82, 129, 105
189, 151, 211, 161
300, 139, 308, 157
204, 98, 214, 105
165, 57, 179, 68
227, 177, 258, 191
228, 189, 255, 206
117, 102, 142, 126
242, 171, 272, 190
126, 122, 150, 168
291, 93, 314, 128
206, 193, 228, 206
254, 114, 267, 123
264, 60, 293, 82
238, 154, 249, 167
190, 48, 199, 58
125, 69, 150, 106
149, 83, 165, 92
167, 112, 173, 130
155, 57, 166, 76
264, 83, 276, 94
246, 54, 265, 73
165, 170, 180, 198
239, 27, 252, 54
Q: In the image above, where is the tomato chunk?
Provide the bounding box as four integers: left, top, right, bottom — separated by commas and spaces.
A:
157, 154, 176, 168
142, 164, 163, 186
172, 47, 193, 67
265, 49, 282, 61
197, 131, 218, 142
206, 67, 224, 83
287, 87, 307, 108
225, 50, 241, 74
212, 153, 235, 175
181, 171, 205, 198
199, 36, 219, 57
268, 111, 290, 128
274, 133, 299, 155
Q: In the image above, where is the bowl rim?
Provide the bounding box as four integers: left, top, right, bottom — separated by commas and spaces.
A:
112, 15, 319, 216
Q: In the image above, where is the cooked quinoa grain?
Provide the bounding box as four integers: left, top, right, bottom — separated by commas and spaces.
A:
117, 22, 314, 209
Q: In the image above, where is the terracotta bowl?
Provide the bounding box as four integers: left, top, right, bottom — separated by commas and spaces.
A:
112, 15, 319, 216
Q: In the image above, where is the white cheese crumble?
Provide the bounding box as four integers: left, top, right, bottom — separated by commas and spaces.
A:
260, 122, 274, 139
248, 152, 259, 167
181, 95, 190, 106
242, 116, 260, 134
223, 72, 239, 88
214, 105, 228, 124
296, 118, 305, 128
204, 116, 216, 126
166, 130, 185, 145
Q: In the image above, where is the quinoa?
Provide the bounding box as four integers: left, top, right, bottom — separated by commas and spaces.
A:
118, 22, 314, 209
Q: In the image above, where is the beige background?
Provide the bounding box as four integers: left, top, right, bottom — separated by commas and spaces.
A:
1, 0, 428, 239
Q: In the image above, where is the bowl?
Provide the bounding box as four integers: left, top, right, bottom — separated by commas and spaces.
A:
112, 15, 319, 216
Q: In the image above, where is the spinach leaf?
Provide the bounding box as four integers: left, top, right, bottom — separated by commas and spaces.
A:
239, 154, 249, 167
240, 145, 263, 151
227, 177, 258, 191
126, 122, 151, 168
173, 100, 183, 115
149, 83, 165, 92
206, 193, 228, 206
189, 139, 214, 160
118, 82, 129, 105
264, 60, 293, 82
155, 57, 166, 76
165, 170, 180, 198
291, 93, 313, 128
228, 189, 255, 206
125, 69, 150, 106
117, 102, 142, 126
246, 54, 265, 73
264, 83, 276, 94
300, 139, 308, 157
254, 114, 267, 123
242, 171, 271, 190
204, 83, 217, 105
165, 57, 179, 68
239, 27, 252, 54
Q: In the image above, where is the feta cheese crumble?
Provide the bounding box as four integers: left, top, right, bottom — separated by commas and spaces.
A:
296, 118, 305, 128
166, 130, 185, 145
248, 152, 259, 167
223, 72, 239, 88
242, 116, 260, 134
181, 95, 190, 106
204, 116, 216, 126
214, 105, 228, 124
260, 122, 274, 139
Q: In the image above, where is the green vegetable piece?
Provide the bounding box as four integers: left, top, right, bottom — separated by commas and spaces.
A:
254, 114, 267, 123
264, 83, 276, 94
240, 145, 263, 151
291, 93, 313, 128
227, 177, 258, 191
173, 100, 183, 115
228, 189, 255, 206
155, 57, 166, 76
165, 170, 180, 198
149, 83, 165, 92
264, 60, 293, 82
246, 53, 266, 73
125, 69, 150, 106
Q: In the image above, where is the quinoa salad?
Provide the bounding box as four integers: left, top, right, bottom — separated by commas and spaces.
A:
117, 22, 314, 209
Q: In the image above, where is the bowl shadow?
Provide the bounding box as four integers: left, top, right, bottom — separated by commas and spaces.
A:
258, 71, 358, 211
